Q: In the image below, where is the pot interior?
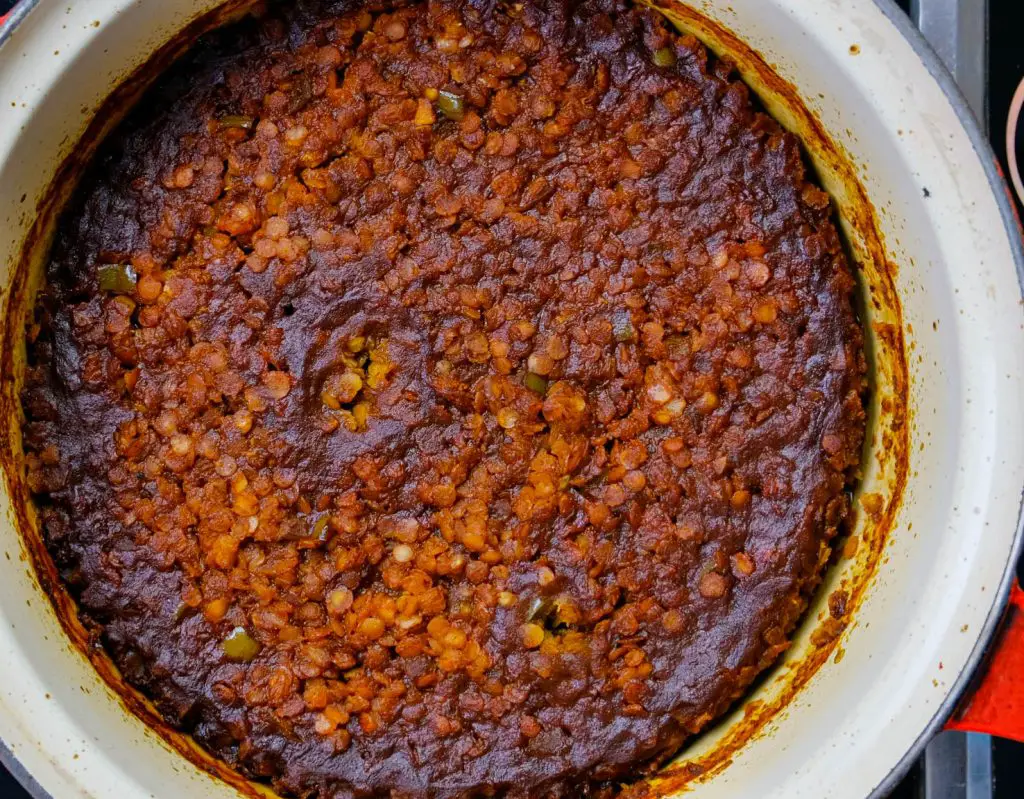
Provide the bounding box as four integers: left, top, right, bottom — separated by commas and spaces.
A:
0, 2, 1021, 799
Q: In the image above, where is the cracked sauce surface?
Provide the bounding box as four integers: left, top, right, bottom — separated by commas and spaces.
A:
21, 0, 865, 796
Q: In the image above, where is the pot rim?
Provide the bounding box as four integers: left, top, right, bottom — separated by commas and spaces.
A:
0, 1, 1021, 798
860, 0, 1024, 794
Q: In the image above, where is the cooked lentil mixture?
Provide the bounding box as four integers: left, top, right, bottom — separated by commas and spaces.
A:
20, 0, 866, 796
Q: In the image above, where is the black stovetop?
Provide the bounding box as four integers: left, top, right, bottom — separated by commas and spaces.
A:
0, 0, 1021, 797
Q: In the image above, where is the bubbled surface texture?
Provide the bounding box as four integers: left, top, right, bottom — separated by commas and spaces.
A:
20, 0, 866, 796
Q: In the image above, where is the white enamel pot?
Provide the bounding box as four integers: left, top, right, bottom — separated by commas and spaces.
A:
0, 1, 1023, 798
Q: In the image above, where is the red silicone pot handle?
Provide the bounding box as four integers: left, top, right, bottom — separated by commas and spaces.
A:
945, 580, 1024, 741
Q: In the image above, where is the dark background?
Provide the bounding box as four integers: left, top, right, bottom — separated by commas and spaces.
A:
0, 0, 1021, 796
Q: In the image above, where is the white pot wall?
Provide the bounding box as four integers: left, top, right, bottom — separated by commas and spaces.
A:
0, 2, 1020, 798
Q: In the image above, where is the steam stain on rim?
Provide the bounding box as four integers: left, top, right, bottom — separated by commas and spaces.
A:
0, 1, 909, 798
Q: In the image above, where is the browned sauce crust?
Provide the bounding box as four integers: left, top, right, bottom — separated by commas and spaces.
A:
20, 0, 865, 796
